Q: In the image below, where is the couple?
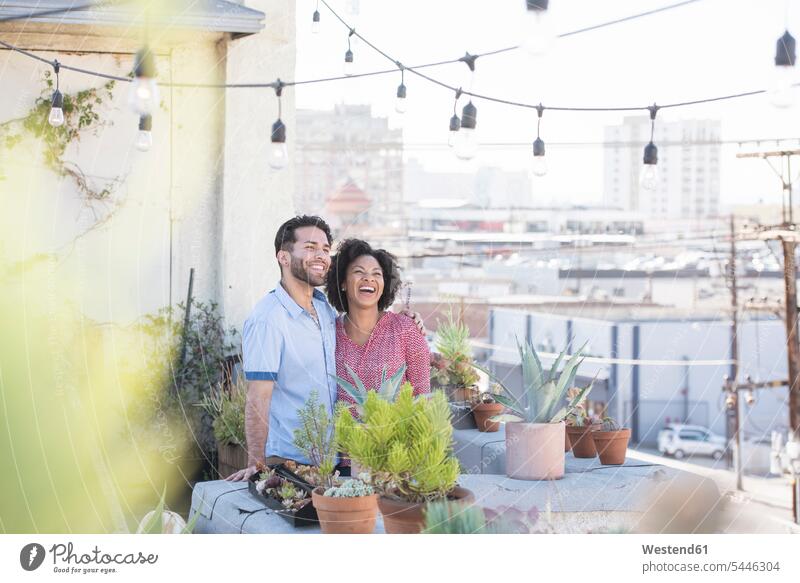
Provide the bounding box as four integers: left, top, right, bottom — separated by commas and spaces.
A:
227, 215, 430, 481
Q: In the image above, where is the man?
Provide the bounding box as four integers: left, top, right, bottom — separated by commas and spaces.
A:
227, 215, 337, 482
227, 215, 423, 481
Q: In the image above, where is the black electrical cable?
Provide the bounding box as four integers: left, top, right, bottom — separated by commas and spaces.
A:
0, 0, 782, 113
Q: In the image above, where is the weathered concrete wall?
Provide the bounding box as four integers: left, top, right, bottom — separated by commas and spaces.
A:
221, 0, 297, 331
0, 5, 296, 333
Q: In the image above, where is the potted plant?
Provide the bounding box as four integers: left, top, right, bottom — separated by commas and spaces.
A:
483, 341, 593, 480
336, 383, 474, 534
565, 387, 600, 458
430, 310, 480, 403
592, 417, 631, 465
292, 391, 379, 534
332, 365, 407, 476
197, 375, 247, 479
471, 384, 505, 432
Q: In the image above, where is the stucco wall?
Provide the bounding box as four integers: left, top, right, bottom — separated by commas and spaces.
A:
0, 2, 297, 333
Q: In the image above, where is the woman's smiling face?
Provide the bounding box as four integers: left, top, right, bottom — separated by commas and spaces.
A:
344, 254, 384, 310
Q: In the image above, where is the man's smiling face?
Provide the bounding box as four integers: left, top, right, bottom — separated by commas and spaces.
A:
285, 225, 331, 286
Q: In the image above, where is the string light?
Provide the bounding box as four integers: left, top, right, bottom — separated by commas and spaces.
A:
769, 29, 796, 108
129, 46, 159, 115
48, 60, 64, 127
532, 103, 547, 177
269, 80, 288, 171
521, 0, 555, 57
639, 104, 659, 191
448, 89, 462, 148
395, 65, 407, 114
744, 389, 756, 406
343, 28, 355, 76
136, 114, 153, 152
312, 3, 321, 34
454, 55, 478, 160
455, 100, 478, 160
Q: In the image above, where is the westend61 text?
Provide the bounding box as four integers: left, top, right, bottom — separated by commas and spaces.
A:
49, 543, 159, 565
642, 544, 708, 555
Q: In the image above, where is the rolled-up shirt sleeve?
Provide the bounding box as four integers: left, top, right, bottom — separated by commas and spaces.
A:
243, 317, 283, 381
403, 323, 431, 396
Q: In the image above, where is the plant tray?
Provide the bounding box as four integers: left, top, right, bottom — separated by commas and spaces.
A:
247, 464, 320, 527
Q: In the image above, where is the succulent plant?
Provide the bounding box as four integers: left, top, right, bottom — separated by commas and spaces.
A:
479, 339, 593, 424
332, 364, 407, 419
600, 416, 621, 431
430, 309, 480, 388
323, 477, 374, 498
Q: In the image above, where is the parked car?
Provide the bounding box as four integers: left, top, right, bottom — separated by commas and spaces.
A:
657, 424, 726, 460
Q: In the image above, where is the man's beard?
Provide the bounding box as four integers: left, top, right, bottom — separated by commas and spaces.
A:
289, 254, 327, 286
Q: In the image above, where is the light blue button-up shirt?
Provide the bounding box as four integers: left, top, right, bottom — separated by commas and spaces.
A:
242, 282, 338, 465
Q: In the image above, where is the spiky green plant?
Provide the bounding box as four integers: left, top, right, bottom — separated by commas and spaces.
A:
293, 391, 338, 488
600, 416, 621, 431
479, 339, 593, 424
331, 364, 406, 418
423, 501, 492, 534
335, 383, 460, 503
431, 309, 479, 388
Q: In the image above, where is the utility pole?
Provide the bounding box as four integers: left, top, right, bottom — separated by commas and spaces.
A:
737, 148, 800, 521
728, 213, 743, 490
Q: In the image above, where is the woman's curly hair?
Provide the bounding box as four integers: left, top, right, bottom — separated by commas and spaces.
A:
325, 238, 402, 313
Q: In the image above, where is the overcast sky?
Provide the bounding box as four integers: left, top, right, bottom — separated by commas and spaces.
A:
294, 0, 800, 207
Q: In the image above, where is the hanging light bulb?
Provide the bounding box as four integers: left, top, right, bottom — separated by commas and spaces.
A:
128, 47, 159, 115
769, 30, 796, 108
136, 115, 153, 152
395, 67, 407, 114
343, 29, 355, 76
312, 9, 321, 34
269, 80, 288, 171
48, 61, 65, 127
744, 389, 756, 406
639, 104, 659, 191
455, 100, 478, 160
725, 391, 736, 409
49, 90, 65, 127
521, 0, 555, 57
532, 138, 547, 177
395, 83, 407, 113
531, 104, 547, 177
448, 114, 460, 147
343, 49, 354, 77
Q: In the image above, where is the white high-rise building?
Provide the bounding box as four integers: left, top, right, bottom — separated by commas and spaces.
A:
604, 117, 721, 218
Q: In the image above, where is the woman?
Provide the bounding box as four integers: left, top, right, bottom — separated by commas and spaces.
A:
326, 239, 430, 411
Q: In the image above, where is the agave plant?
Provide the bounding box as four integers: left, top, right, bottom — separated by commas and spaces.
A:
331, 364, 407, 418
480, 339, 593, 424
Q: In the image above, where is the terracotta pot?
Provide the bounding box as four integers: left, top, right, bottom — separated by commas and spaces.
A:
565, 430, 571, 452
566, 424, 600, 458
472, 402, 504, 432
377, 486, 475, 534
217, 443, 248, 479
505, 421, 565, 480
311, 488, 378, 534
592, 428, 631, 465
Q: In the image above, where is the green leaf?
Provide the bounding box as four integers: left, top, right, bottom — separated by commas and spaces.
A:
139, 487, 167, 534
491, 392, 525, 418
180, 510, 200, 534
344, 364, 368, 394
330, 373, 366, 407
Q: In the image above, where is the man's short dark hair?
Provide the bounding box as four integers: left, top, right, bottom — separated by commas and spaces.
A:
326, 238, 402, 312
274, 215, 333, 255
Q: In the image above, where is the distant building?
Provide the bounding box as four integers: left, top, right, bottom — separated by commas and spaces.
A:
294, 105, 403, 231
403, 158, 531, 208
604, 117, 721, 219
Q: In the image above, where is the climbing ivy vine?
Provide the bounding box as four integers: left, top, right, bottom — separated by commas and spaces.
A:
1, 70, 120, 202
